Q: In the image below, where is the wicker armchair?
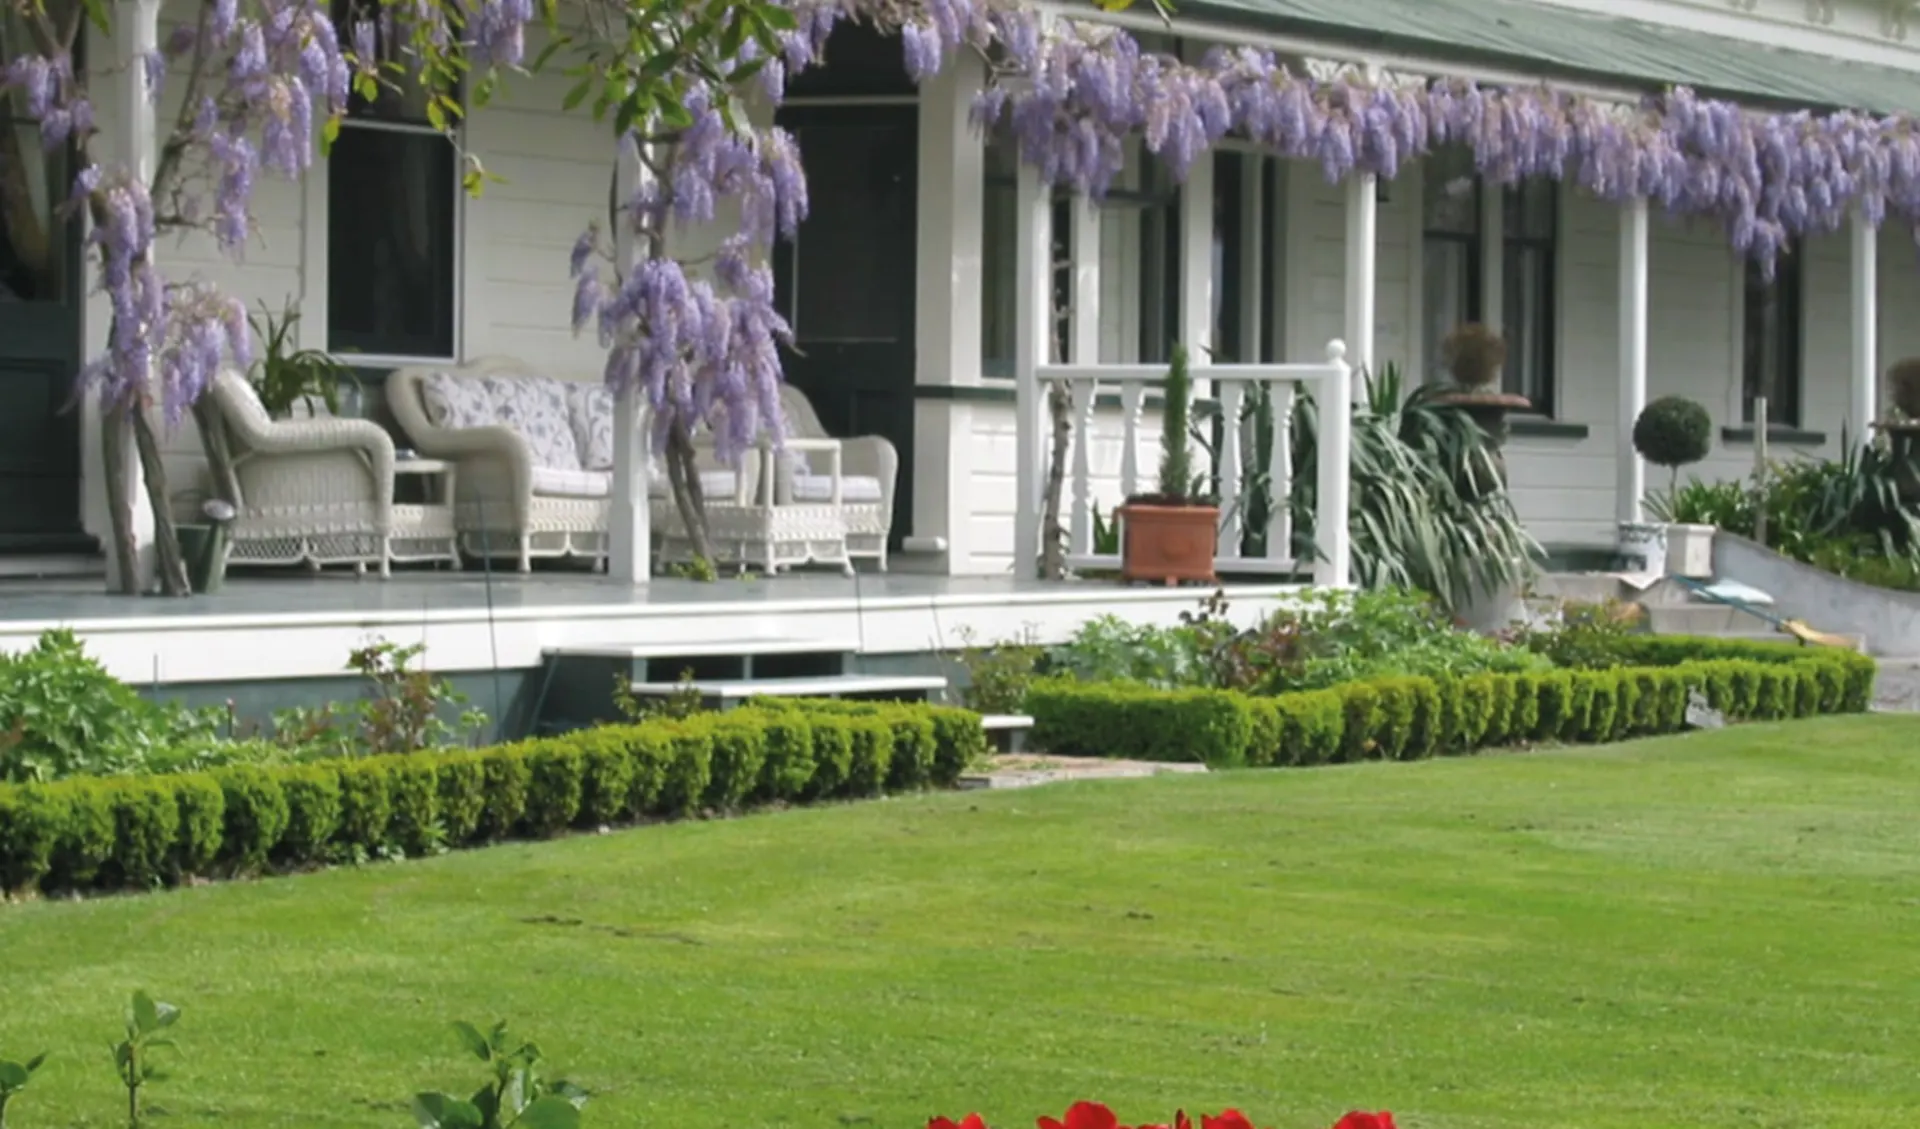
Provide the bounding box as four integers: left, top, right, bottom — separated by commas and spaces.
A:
207, 368, 404, 574
771, 385, 898, 569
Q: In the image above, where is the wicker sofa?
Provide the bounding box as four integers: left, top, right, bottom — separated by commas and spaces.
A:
205, 368, 439, 575
387, 358, 805, 572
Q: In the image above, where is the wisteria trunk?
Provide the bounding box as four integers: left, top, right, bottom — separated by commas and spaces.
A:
1040, 382, 1071, 579
664, 419, 713, 568
99, 411, 140, 595
190, 398, 243, 509
131, 411, 191, 596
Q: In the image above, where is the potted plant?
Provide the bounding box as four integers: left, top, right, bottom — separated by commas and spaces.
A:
1118, 344, 1219, 586
1428, 323, 1531, 493
1876, 358, 1920, 505
249, 299, 358, 419
1630, 395, 1714, 577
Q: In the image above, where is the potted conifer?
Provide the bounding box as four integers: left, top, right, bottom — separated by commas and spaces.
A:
1630, 395, 1714, 577
1118, 344, 1219, 586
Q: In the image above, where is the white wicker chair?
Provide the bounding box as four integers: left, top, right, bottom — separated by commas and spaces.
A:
771, 385, 898, 570
207, 368, 408, 574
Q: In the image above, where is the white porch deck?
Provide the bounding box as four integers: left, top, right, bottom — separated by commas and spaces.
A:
0, 573, 1307, 687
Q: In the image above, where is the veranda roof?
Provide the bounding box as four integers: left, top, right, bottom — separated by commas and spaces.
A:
1189, 0, 1920, 116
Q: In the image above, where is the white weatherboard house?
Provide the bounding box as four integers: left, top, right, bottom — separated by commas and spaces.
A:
1, 0, 1916, 699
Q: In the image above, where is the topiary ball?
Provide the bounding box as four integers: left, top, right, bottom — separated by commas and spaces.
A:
1632, 396, 1713, 470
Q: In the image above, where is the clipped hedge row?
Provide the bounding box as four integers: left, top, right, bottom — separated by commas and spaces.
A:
1030, 636, 1877, 767
0, 699, 985, 899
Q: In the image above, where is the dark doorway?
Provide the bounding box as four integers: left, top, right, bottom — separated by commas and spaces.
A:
0, 104, 87, 552
772, 102, 919, 551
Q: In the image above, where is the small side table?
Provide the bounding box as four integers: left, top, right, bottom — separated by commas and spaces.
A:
388, 457, 461, 570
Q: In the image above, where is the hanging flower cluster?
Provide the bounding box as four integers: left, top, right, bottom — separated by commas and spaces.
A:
969, 15, 1920, 273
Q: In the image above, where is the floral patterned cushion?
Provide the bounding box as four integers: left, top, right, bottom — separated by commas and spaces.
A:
419, 372, 494, 433
479, 375, 582, 471
566, 382, 616, 471
566, 380, 669, 479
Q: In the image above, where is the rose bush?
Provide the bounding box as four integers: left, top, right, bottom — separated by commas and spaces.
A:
930, 1101, 1396, 1129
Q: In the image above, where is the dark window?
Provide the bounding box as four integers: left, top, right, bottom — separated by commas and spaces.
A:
1422, 149, 1557, 413
1742, 246, 1802, 428
1502, 178, 1557, 415
327, 1, 456, 358
1421, 147, 1481, 384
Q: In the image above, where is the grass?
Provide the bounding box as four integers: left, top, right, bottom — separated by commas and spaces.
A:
4, 715, 1920, 1128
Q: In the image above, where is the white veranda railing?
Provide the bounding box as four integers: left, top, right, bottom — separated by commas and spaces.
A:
1034, 340, 1353, 587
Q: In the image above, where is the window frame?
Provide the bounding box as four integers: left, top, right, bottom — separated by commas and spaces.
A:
1739, 244, 1804, 429
1419, 155, 1560, 417
1500, 180, 1558, 417
323, 0, 464, 363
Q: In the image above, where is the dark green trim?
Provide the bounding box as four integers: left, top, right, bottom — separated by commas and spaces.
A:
913, 383, 1217, 414
1509, 417, 1590, 440
914, 384, 1015, 404
1721, 426, 1827, 447
0, 532, 100, 555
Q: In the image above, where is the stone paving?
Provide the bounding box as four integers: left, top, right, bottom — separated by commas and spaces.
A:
1874, 659, 1920, 712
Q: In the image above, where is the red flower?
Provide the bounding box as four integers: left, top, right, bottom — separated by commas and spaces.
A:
1331, 1113, 1397, 1129
929, 1117, 988, 1129
1202, 1111, 1256, 1129
1038, 1102, 1121, 1129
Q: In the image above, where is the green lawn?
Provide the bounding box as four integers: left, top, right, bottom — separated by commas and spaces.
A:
4, 716, 1920, 1129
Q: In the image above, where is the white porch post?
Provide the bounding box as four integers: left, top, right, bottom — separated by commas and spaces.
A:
1617, 196, 1649, 524
909, 54, 985, 570
1315, 341, 1353, 588
1011, 163, 1051, 576
1850, 208, 1878, 443
1178, 154, 1215, 356
1343, 173, 1377, 399
83, 0, 161, 591
1066, 195, 1100, 555
607, 140, 651, 583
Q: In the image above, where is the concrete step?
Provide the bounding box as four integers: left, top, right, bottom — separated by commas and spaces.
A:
546, 637, 857, 661
620, 673, 948, 706
1527, 572, 1629, 605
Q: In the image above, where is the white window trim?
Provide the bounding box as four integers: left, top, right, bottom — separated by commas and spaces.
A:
302, 86, 470, 365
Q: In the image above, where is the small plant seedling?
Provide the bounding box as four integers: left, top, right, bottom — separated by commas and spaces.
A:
412, 1020, 588, 1129
114, 990, 181, 1129
0, 1051, 47, 1129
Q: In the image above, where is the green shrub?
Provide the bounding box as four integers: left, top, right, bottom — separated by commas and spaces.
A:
106, 779, 181, 888
276, 764, 342, 865
1024, 643, 1873, 768
212, 767, 290, 872
434, 753, 488, 846
0, 785, 64, 893
170, 775, 226, 877
0, 629, 217, 783
1028, 680, 1253, 768
522, 742, 586, 836
332, 761, 393, 855
0, 700, 985, 900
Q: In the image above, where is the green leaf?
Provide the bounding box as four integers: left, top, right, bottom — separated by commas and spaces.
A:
450, 1021, 492, 1063
562, 77, 592, 112
152, 1001, 180, 1029
23, 1052, 45, 1074
0, 1063, 28, 1088
413, 1093, 486, 1129
511, 1096, 583, 1129
131, 991, 159, 1035
754, 3, 798, 31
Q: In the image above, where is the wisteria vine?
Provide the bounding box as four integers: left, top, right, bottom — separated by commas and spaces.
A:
6, 0, 1920, 582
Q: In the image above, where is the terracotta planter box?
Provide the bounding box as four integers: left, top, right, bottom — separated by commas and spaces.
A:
1118, 502, 1219, 586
